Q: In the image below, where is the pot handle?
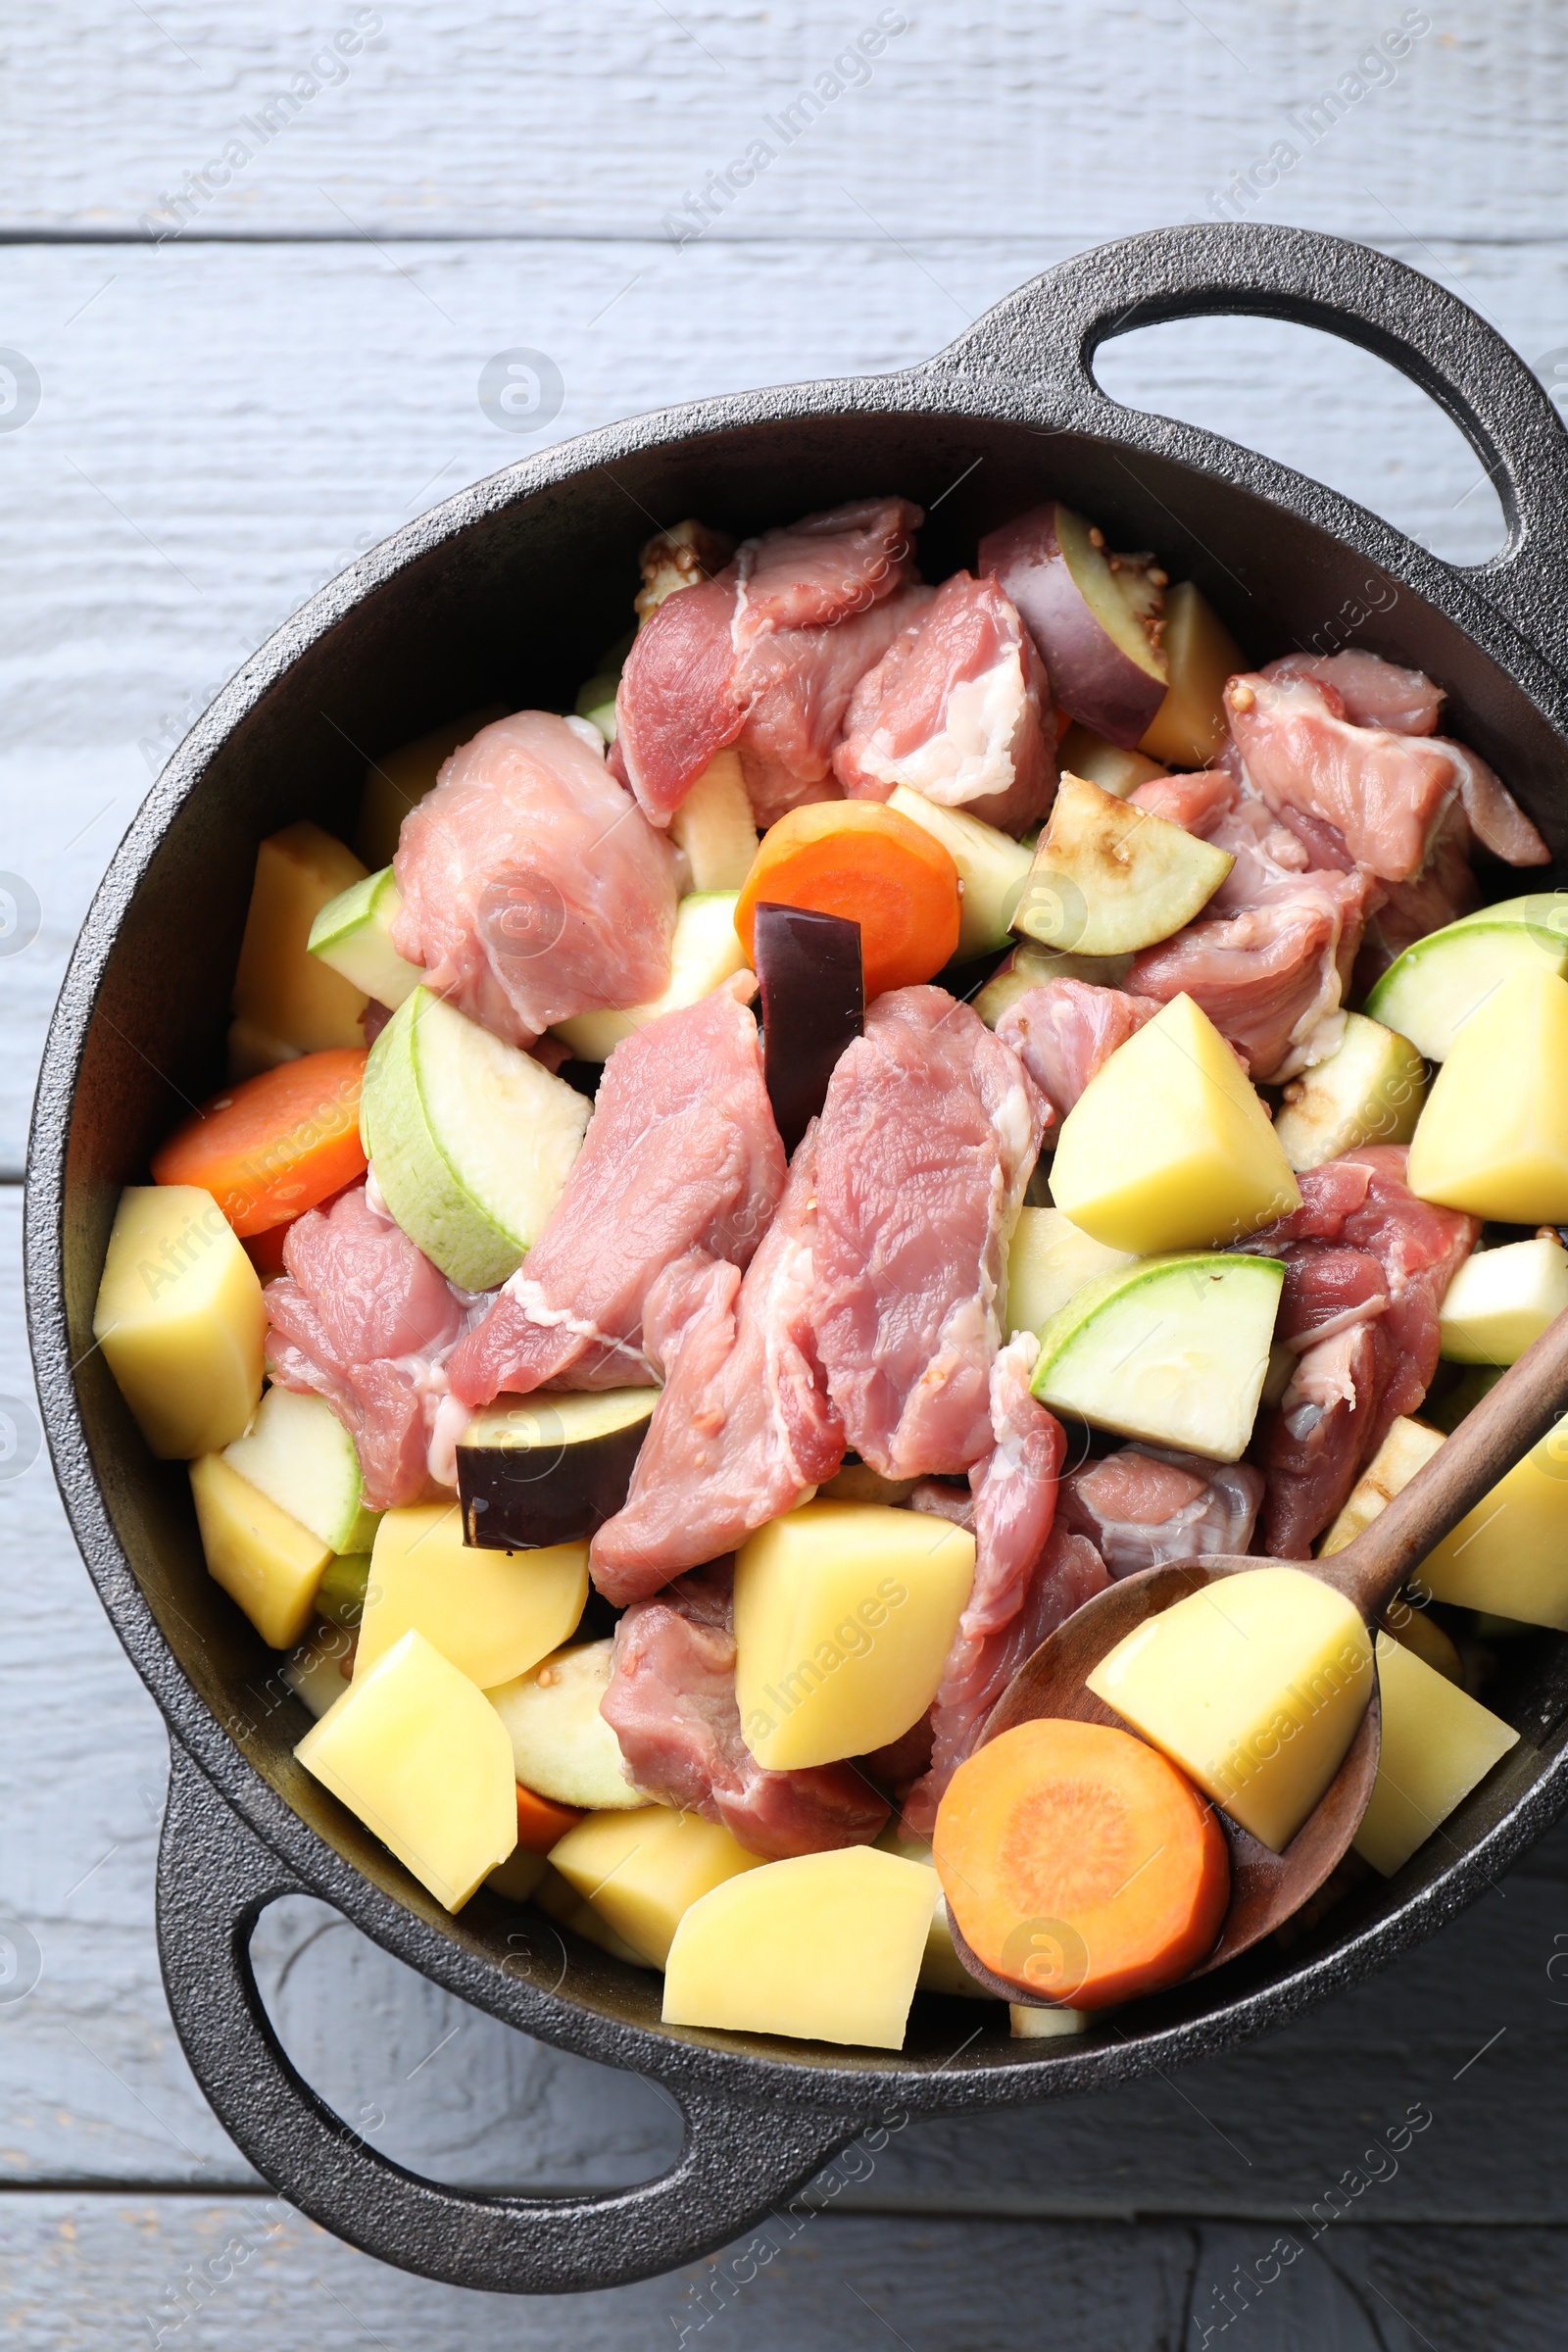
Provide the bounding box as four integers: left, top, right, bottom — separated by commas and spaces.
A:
155, 1741, 861, 2295
941, 221, 1568, 670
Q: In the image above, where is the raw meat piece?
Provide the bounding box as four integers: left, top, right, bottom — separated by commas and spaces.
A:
449, 981, 785, 1405
908, 1480, 975, 1528
1057, 1445, 1263, 1578
614, 498, 924, 825
996, 978, 1158, 1121
1234, 1146, 1479, 1555
1229, 670, 1546, 881
903, 1339, 1105, 1834
833, 570, 1056, 834
810, 987, 1046, 1479
1262, 650, 1445, 735
1354, 810, 1481, 992
265, 1182, 486, 1510
587, 1124, 845, 1603
390, 710, 678, 1049
601, 1562, 889, 1859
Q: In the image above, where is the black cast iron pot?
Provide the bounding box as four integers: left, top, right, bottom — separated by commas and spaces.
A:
25, 222, 1568, 2294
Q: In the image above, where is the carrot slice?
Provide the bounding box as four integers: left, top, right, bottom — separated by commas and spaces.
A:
151, 1048, 368, 1238
516, 1782, 585, 1854
734, 802, 960, 1000
242, 1180, 360, 1277
933, 1718, 1228, 2009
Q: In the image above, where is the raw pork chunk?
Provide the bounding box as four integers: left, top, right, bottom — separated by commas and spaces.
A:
601, 1564, 889, 1858
1234, 1147, 1478, 1555
810, 988, 1046, 1480
265, 1182, 486, 1510
613, 497, 925, 827
588, 1125, 844, 1604
996, 978, 1158, 1121
904, 1335, 1108, 1834
1227, 669, 1546, 880
833, 570, 1056, 834
1262, 650, 1445, 736
391, 710, 678, 1049
1057, 1446, 1263, 1578
449, 982, 785, 1405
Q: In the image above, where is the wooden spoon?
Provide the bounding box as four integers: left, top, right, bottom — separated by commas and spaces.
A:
953, 1303, 1568, 2004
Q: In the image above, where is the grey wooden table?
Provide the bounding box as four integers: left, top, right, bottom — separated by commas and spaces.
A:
5, 4, 1568, 2341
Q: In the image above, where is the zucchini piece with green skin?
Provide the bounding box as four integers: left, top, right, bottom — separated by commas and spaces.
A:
886, 786, 1034, 957
222, 1385, 380, 1554
317, 1551, 372, 1630
551, 893, 752, 1063
362, 985, 591, 1290
972, 939, 1134, 1030
1031, 1251, 1285, 1462
1005, 1205, 1134, 1339
1272, 1011, 1426, 1173
1364, 892, 1568, 1060
308, 867, 424, 1009
458, 1388, 658, 1549
486, 1641, 655, 1812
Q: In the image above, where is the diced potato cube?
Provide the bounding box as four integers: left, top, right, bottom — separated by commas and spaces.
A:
94, 1186, 267, 1458
533, 1863, 657, 1965
733, 1502, 975, 1770
283, 1618, 358, 1718
297, 1628, 517, 1912
1050, 994, 1301, 1253
487, 1845, 548, 1903
1420, 1412, 1568, 1629
355, 1503, 588, 1689
876, 1827, 1001, 2000
231, 820, 368, 1057
1318, 1416, 1445, 1555
1407, 966, 1568, 1224
1088, 1565, 1374, 1851
1005, 1205, 1134, 1339
662, 1848, 937, 2047
1352, 1633, 1519, 1877
189, 1452, 332, 1649
550, 1807, 762, 1967
1438, 1236, 1568, 1366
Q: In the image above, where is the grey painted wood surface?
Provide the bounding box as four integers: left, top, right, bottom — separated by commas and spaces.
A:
6, 0, 1568, 2337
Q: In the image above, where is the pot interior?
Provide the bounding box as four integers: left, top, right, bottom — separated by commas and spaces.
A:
55, 402, 1568, 2075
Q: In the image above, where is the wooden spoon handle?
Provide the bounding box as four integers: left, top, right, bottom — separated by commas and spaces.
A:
1321, 1303, 1568, 1620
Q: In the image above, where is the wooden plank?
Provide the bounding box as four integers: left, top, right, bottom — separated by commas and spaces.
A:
0, 233, 1557, 1171
4, 0, 1568, 242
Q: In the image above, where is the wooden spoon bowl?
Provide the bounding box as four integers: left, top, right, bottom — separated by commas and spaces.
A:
957, 1303, 1568, 2006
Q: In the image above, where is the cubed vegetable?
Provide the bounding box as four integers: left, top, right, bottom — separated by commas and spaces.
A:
668, 749, 760, 890
355, 705, 509, 870
1364, 892, 1568, 1061
533, 1862, 656, 1965
297, 1628, 518, 1912
151, 1050, 368, 1239
1317, 1416, 1444, 1555
1087, 1566, 1374, 1852
230, 821, 369, 1066
308, 866, 424, 1010
283, 1617, 357, 1718
222, 1384, 379, 1554
754, 902, 863, 1156
1407, 965, 1568, 1224
1004, 1205, 1136, 1339
1137, 581, 1245, 769
189, 1452, 332, 1649
733, 1501, 975, 1769
1420, 1414, 1568, 1628
1049, 992, 1301, 1252
1352, 1633, 1519, 1877
1011, 772, 1232, 956
1030, 1251, 1284, 1462
875, 1827, 1001, 2000
734, 802, 960, 1000
549, 1807, 763, 1967
979, 503, 1167, 748
316, 1551, 372, 1630
355, 1503, 588, 1689
662, 1847, 937, 2047
551, 893, 752, 1062
1056, 723, 1164, 799
93, 1185, 267, 1458
1438, 1236, 1568, 1365
972, 938, 1134, 1030
886, 785, 1034, 956
458, 1388, 658, 1550
1271, 1012, 1426, 1174
487, 1641, 655, 1811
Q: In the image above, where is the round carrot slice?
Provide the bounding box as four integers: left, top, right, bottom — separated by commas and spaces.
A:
151, 1047, 368, 1237
734, 801, 961, 1000
933, 1718, 1228, 2009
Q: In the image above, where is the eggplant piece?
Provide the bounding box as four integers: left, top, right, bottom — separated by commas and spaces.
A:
980, 502, 1168, 749
755, 901, 863, 1155
458, 1388, 657, 1549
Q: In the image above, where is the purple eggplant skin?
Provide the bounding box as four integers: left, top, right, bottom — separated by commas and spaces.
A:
979, 502, 1166, 750
755, 901, 863, 1154
458, 1397, 654, 1549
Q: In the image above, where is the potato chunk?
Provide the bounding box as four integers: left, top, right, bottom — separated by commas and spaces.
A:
93, 1185, 267, 1458
1352, 1633, 1518, 1877
662, 1847, 937, 2047
1005, 1206, 1135, 1339
1420, 1414, 1568, 1628
355, 1503, 588, 1689
1438, 1236, 1568, 1366
1407, 966, 1568, 1223
298, 1629, 517, 1911
1088, 1565, 1374, 1851
189, 1452, 332, 1649
733, 1502, 975, 1770
1050, 993, 1300, 1252
230, 820, 369, 1065
550, 1807, 762, 1967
